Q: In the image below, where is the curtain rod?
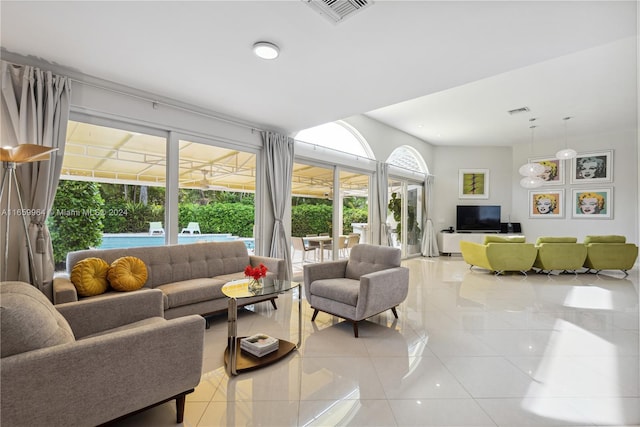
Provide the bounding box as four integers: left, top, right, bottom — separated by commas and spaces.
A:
68, 77, 267, 134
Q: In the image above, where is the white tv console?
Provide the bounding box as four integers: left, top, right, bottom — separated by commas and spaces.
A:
437, 232, 525, 255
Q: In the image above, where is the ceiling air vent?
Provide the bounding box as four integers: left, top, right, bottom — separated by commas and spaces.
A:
304, 0, 374, 24
507, 107, 530, 115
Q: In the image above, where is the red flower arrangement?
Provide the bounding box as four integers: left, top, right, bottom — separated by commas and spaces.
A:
245, 263, 268, 281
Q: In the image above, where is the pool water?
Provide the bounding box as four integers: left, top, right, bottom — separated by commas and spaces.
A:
99, 233, 255, 251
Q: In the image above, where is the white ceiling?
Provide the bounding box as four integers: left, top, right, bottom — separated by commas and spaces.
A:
1, 1, 637, 147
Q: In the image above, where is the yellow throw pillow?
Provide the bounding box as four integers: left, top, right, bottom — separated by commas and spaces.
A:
70, 257, 110, 297
108, 256, 148, 292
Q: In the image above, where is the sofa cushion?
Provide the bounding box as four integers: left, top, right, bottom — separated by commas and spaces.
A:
310, 278, 360, 306
536, 237, 578, 244
0, 281, 75, 358
484, 235, 526, 244
70, 257, 110, 297
108, 256, 148, 291
584, 235, 626, 244
213, 272, 248, 283
156, 278, 227, 309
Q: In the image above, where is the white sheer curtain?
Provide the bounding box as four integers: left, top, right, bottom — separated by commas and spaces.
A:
375, 162, 390, 246
1, 61, 71, 297
421, 174, 439, 257
262, 131, 294, 280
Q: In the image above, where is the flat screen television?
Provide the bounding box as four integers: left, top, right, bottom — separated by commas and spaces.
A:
456, 205, 501, 233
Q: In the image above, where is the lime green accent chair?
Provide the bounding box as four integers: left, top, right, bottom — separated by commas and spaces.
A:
533, 237, 587, 275
583, 235, 638, 276
460, 236, 537, 275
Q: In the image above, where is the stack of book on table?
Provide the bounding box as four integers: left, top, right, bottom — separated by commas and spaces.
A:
240, 333, 279, 357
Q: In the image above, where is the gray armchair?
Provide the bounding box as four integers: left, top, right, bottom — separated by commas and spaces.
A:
303, 244, 409, 337
1, 281, 205, 426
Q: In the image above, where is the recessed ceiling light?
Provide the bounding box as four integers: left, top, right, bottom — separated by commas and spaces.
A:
253, 41, 279, 60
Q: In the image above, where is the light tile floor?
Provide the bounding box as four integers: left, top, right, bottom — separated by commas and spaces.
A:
113, 256, 639, 427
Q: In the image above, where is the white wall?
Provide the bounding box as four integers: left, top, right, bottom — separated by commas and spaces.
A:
430, 146, 514, 232
343, 115, 435, 171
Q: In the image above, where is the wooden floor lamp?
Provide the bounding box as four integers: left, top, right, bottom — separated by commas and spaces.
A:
0, 144, 58, 284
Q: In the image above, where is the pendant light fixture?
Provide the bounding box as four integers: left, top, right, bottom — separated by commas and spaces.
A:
519, 119, 544, 188
555, 116, 577, 160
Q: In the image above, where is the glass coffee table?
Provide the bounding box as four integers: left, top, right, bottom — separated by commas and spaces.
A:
222, 278, 301, 376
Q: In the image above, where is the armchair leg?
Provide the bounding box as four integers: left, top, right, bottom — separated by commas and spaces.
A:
391, 307, 399, 319
311, 308, 319, 321
176, 393, 187, 423
352, 321, 359, 338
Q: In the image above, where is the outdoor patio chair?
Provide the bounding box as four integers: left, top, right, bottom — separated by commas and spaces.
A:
337, 235, 349, 258
293, 236, 316, 263
346, 233, 360, 256
306, 234, 321, 251
149, 221, 165, 235
181, 222, 201, 234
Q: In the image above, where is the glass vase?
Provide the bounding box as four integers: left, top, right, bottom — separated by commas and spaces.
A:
248, 278, 263, 292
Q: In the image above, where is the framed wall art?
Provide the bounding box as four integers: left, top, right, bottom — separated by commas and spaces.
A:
571, 188, 613, 219
570, 150, 613, 184
529, 189, 564, 218
459, 169, 489, 199
528, 156, 564, 185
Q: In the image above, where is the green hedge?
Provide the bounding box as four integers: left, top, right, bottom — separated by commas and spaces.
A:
291, 204, 332, 236
102, 202, 164, 233
179, 203, 254, 237
104, 202, 363, 237
48, 181, 104, 264
343, 208, 368, 234
291, 204, 368, 236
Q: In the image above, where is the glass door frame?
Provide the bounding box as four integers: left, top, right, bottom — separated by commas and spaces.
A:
388, 170, 425, 259
292, 156, 374, 261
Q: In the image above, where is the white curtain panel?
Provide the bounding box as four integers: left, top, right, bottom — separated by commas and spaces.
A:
262, 131, 294, 280
421, 174, 439, 257
375, 162, 390, 246
1, 61, 71, 296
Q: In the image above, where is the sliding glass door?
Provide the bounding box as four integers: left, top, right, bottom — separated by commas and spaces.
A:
387, 178, 423, 257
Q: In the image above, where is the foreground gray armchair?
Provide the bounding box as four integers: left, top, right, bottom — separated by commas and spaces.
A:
303, 244, 409, 337
1, 281, 205, 426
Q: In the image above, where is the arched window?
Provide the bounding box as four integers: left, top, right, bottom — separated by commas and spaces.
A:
295, 121, 374, 158
387, 145, 428, 174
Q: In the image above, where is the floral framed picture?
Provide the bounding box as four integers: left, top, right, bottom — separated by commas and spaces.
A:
571, 188, 613, 219
529, 189, 564, 218
458, 169, 489, 199
528, 156, 564, 185
570, 150, 613, 184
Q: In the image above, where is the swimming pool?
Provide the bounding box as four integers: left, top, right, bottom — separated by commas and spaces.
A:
99, 233, 255, 251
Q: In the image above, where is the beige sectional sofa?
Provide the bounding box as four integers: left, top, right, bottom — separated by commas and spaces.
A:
53, 240, 285, 321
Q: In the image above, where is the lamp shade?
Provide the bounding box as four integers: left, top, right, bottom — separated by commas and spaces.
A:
518, 162, 545, 177
0, 144, 58, 163
555, 148, 577, 160
520, 176, 544, 189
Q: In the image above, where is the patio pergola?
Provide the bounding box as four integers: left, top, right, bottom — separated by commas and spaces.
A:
62, 121, 369, 198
